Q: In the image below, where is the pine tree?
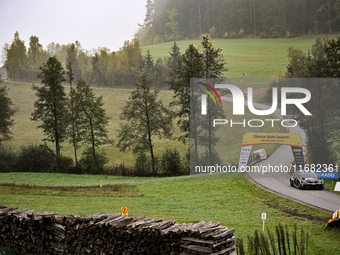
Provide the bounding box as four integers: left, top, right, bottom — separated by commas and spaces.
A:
144, 49, 154, 80
201, 35, 227, 166
168, 42, 180, 75
66, 42, 82, 81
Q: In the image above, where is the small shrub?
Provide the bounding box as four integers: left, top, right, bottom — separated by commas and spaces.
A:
56, 155, 74, 173
209, 26, 217, 38
0, 148, 17, 172
67, 165, 84, 174
160, 148, 182, 176
103, 164, 134, 176
79, 147, 108, 174
134, 152, 152, 176
15, 144, 55, 172
119, 163, 134, 176
229, 31, 237, 38
181, 150, 190, 175
0, 245, 17, 255
238, 28, 245, 37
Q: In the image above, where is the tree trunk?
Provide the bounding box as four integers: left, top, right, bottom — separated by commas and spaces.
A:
328, 0, 332, 34
53, 83, 60, 171
89, 118, 97, 171
148, 130, 155, 174
208, 99, 213, 167
70, 87, 78, 166
253, 0, 257, 35
145, 102, 155, 174
199, 1, 202, 35
191, 89, 199, 168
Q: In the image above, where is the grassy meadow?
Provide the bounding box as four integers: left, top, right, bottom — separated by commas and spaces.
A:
2, 38, 339, 253
141, 38, 316, 78
0, 172, 339, 254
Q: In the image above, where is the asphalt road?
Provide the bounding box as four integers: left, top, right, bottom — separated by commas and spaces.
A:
221, 95, 340, 212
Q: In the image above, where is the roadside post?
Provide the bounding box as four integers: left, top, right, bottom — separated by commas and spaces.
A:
100, 180, 102, 188
335, 182, 340, 191
261, 213, 266, 231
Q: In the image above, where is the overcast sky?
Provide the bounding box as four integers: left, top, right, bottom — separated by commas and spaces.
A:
0, 0, 147, 64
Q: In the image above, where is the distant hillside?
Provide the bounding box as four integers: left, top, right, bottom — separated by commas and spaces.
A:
136, 0, 340, 46
141, 38, 315, 78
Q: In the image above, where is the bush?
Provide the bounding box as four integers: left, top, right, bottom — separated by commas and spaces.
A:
0, 148, 17, 172
238, 28, 245, 38
160, 148, 182, 176
56, 155, 74, 173
182, 150, 190, 175
79, 147, 108, 174
228, 31, 238, 38
15, 144, 55, 172
103, 163, 134, 176
209, 26, 217, 38
134, 152, 153, 176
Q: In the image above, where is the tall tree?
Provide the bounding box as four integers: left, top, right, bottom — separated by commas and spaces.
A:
66, 42, 82, 81
141, 0, 155, 29
201, 35, 227, 166
283, 37, 340, 165
143, 49, 154, 80
5, 32, 27, 79
169, 44, 204, 167
28, 36, 42, 62
97, 47, 110, 86
28, 35, 49, 80
117, 73, 173, 174
31, 56, 68, 169
168, 42, 180, 75
0, 79, 16, 149
73, 79, 111, 170
66, 62, 79, 166
166, 8, 181, 40
170, 44, 203, 142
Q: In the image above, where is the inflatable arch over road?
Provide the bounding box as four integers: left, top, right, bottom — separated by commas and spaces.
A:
238, 133, 304, 172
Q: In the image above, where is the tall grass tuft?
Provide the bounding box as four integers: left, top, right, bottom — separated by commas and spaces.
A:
0, 246, 16, 255
236, 224, 308, 255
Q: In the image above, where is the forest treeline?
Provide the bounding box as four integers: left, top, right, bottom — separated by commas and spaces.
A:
135, 0, 340, 45
2, 32, 174, 87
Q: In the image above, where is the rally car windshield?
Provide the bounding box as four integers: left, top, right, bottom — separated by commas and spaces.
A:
301, 172, 318, 178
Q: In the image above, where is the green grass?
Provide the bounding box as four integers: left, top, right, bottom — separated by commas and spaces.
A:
142, 38, 317, 78
324, 179, 339, 193
0, 172, 339, 254
0, 183, 143, 197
